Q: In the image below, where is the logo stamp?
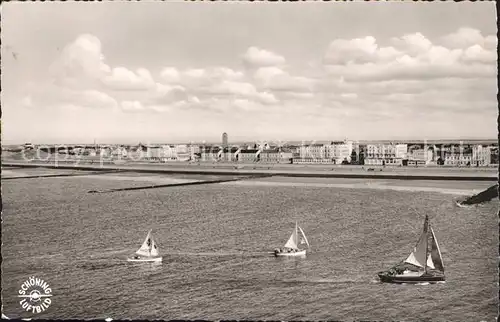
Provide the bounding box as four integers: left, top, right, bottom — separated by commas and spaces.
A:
17, 276, 53, 314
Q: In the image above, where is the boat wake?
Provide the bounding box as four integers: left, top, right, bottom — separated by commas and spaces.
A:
90, 249, 131, 259
164, 251, 268, 257
281, 277, 359, 285
76, 261, 122, 271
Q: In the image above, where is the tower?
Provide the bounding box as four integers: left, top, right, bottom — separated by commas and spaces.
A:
222, 132, 228, 147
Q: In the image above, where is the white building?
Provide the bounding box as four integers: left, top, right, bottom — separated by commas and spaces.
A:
365, 144, 407, 166
160, 145, 178, 161
472, 145, 491, 166
145, 146, 162, 159
299, 144, 326, 159
408, 149, 433, 166
98, 147, 110, 157
325, 141, 354, 164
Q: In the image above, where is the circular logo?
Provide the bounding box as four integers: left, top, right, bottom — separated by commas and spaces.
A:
17, 276, 53, 314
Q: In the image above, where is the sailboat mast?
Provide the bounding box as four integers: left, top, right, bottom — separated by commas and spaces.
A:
423, 216, 429, 273
295, 221, 299, 248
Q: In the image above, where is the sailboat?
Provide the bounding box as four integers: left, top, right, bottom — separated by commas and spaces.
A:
377, 215, 445, 284
127, 230, 162, 262
273, 222, 310, 257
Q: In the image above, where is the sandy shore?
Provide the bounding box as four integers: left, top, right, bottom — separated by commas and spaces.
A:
2, 160, 497, 181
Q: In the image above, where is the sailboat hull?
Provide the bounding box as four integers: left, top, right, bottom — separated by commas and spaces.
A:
377, 272, 445, 284
127, 256, 163, 262
274, 249, 306, 257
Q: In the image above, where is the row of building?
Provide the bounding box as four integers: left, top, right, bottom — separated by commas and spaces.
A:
37, 141, 499, 167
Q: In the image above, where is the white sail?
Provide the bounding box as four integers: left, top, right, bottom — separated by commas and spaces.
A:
298, 226, 310, 248
150, 239, 159, 257
426, 254, 435, 270
430, 226, 445, 272
284, 223, 298, 249
136, 230, 152, 257
404, 217, 429, 268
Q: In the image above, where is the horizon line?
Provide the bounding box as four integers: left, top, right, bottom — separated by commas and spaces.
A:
4, 138, 498, 146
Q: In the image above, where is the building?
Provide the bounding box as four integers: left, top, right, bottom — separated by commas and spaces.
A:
222, 132, 228, 147
222, 147, 239, 162
174, 144, 191, 161
299, 143, 326, 159
99, 146, 111, 157
325, 141, 354, 164
472, 145, 491, 166
186, 144, 201, 160
111, 146, 127, 158
235, 149, 260, 162
259, 149, 293, 163
490, 147, 499, 164
292, 157, 333, 164
365, 144, 407, 166
146, 145, 162, 160
408, 149, 433, 166
200, 146, 222, 162
161, 145, 178, 161
444, 151, 472, 166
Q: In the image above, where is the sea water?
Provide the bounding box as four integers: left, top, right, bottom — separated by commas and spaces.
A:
1, 172, 498, 320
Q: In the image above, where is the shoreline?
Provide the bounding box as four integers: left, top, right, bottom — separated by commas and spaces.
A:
2, 161, 497, 181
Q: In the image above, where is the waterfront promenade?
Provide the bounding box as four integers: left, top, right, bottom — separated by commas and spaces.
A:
2, 159, 497, 181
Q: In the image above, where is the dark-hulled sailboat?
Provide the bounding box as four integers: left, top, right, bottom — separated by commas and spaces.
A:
378, 215, 445, 284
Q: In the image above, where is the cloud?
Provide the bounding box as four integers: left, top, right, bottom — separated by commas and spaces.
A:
102, 67, 155, 91
50, 33, 158, 92
462, 44, 497, 64
17, 27, 497, 133
253, 67, 315, 92
157, 66, 275, 107
49, 34, 111, 89
204, 80, 279, 105
323, 28, 496, 82
25, 84, 118, 111
242, 47, 286, 67
151, 83, 190, 104
160, 66, 245, 84
121, 100, 145, 112
77, 90, 118, 109
441, 27, 496, 49
160, 67, 181, 83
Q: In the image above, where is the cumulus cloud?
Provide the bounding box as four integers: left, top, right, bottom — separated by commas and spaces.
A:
441, 27, 496, 50
253, 67, 315, 92
160, 66, 244, 84
102, 67, 155, 91
206, 80, 279, 105
121, 100, 145, 112
160, 67, 181, 83
50, 33, 158, 93
76, 90, 118, 109
242, 47, 286, 67
49, 34, 111, 89
323, 28, 496, 82
23, 27, 497, 124
151, 83, 190, 104
25, 83, 118, 111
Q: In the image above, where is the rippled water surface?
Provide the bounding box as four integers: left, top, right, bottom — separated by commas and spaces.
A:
2, 170, 498, 320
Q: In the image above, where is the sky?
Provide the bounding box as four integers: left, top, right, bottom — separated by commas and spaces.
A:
1, 2, 497, 144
